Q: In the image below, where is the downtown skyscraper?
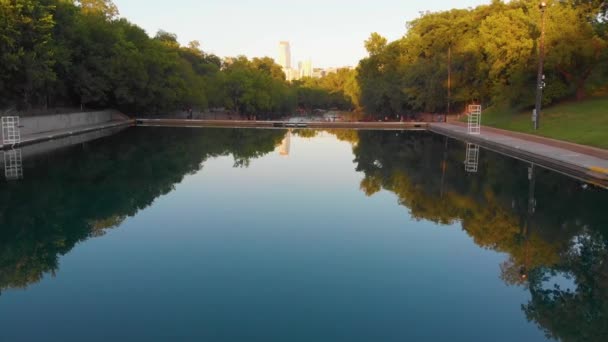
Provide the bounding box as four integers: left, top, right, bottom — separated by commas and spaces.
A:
277, 41, 291, 69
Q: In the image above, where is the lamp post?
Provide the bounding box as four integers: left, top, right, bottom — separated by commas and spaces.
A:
534, 2, 547, 130
447, 44, 451, 123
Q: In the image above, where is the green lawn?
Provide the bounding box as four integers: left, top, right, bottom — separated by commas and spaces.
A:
477, 98, 608, 149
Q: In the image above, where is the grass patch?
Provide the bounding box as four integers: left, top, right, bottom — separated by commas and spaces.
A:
476, 97, 608, 149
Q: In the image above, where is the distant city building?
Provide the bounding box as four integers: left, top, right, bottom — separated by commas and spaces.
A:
314, 66, 355, 78
277, 41, 291, 69
277, 41, 345, 81
324, 67, 340, 75
312, 68, 325, 78
285, 68, 299, 82
299, 59, 313, 79
277, 41, 298, 81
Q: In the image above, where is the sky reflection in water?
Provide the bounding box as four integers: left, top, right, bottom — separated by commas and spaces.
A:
0, 127, 606, 342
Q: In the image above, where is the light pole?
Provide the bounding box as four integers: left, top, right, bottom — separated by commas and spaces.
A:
447, 44, 451, 123
534, 2, 547, 130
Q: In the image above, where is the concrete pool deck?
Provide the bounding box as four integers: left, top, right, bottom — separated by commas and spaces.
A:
3, 115, 607, 188
0, 120, 134, 150
135, 118, 429, 130
135, 118, 608, 187
429, 123, 608, 188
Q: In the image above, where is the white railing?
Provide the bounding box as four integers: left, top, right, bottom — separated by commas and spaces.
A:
467, 105, 482, 135
4, 148, 23, 180
1, 116, 21, 145
464, 143, 480, 173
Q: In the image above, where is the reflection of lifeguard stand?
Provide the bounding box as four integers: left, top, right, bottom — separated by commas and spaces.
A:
467, 105, 482, 135
279, 130, 291, 156
1, 116, 21, 145
464, 143, 480, 173
4, 149, 23, 180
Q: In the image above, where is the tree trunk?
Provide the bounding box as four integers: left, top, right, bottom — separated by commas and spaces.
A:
575, 70, 591, 101
576, 83, 586, 101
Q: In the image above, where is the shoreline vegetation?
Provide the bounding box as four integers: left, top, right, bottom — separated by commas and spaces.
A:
1, 0, 607, 147
478, 97, 608, 149
0, 0, 357, 118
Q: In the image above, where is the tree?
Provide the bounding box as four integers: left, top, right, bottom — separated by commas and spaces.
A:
0, 0, 57, 109
154, 30, 179, 48
78, 0, 118, 19
251, 57, 286, 81
479, 6, 536, 106
545, 2, 608, 100
357, 0, 608, 116
364, 32, 387, 56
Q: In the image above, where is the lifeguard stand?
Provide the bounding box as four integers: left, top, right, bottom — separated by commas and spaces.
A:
467, 105, 482, 135
1, 116, 21, 145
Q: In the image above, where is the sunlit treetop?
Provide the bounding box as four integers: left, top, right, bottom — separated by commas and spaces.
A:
78, 0, 119, 18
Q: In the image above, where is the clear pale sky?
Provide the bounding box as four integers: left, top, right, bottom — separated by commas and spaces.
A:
113, 0, 489, 68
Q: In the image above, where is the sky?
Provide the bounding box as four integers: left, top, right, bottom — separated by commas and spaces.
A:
113, 0, 489, 68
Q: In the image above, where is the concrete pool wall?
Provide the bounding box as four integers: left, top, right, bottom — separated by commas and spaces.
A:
19, 110, 130, 136
1, 112, 606, 188
1, 111, 134, 150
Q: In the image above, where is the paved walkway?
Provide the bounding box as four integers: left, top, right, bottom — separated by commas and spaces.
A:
136, 118, 428, 130
4, 116, 606, 188
429, 123, 608, 188
446, 121, 608, 159
1, 120, 134, 150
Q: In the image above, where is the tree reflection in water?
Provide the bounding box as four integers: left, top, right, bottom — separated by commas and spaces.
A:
352, 130, 608, 341
1, 128, 606, 341
0, 127, 285, 294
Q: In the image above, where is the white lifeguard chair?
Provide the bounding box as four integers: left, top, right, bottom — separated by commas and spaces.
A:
1, 116, 21, 145
467, 105, 482, 135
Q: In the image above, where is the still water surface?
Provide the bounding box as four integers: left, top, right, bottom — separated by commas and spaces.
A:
0, 128, 606, 341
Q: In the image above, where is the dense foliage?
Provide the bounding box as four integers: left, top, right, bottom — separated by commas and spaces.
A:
356, 0, 608, 117
292, 69, 360, 112
0, 0, 353, 116
3, 0, 607, 119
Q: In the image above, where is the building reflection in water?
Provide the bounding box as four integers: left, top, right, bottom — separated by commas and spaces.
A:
3, 148, 23, 181
279, 130, 291, 156
464, 143, 480, 173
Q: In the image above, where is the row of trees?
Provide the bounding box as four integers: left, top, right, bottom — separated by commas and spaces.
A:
292, 68, 360, 112
356, 0, 608, 117
0, 0, 222, 113
6, 0, 604, 118
0, 0, 352, 116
